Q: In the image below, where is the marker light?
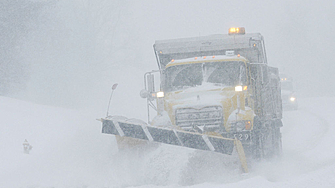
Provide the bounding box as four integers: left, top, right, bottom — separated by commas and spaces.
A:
156, 91, 164, 98
235, 85, 243, 92
290, 97, 296, 102
237, 54, 241, 57
228, 27, 245, 35
243, 86, 248, 90
171, 59, 174, 62
245, 120, 252, 130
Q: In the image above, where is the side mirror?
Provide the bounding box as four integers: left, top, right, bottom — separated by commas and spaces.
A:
140, 89, 149, 99
147, 74, 155, 93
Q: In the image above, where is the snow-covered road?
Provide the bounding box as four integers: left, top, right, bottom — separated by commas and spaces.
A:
1, 96, 335, 188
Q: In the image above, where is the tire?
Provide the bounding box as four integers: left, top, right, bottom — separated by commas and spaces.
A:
251, 117, 264, 160
272, 121, 283, 157
252, 131, 264, 160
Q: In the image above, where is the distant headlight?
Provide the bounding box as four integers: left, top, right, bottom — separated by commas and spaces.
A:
156, 91, 164, 98
290, 97, 296, 102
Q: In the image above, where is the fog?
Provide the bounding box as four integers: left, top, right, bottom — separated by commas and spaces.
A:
1, 0, 333, 114
1, 0, 335, 187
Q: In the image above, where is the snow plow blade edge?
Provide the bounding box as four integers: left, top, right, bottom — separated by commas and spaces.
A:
102, 119, 235, 155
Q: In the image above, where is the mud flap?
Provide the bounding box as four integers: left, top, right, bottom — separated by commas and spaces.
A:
234, 139, 248, 173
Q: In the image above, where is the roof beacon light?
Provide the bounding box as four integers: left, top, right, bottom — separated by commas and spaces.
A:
228, 27, 245, 35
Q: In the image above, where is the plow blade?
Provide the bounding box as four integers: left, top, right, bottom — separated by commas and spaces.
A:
102, 119, 234, 154
101, 118, 248, 172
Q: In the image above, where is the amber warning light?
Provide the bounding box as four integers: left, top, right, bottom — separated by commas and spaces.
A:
228, 27, 245, 35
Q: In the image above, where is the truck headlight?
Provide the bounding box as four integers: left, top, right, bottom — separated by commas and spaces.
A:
290, 97, 296, 102
235, 85, 242, 92
156, 91, 164, 98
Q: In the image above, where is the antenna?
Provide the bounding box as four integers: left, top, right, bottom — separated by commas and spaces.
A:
106, 83, 118, 117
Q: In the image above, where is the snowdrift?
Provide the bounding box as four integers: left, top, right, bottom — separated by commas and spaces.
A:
1, 96, 335, 187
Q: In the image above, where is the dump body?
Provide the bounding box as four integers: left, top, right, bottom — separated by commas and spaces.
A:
154, 33, 267, 70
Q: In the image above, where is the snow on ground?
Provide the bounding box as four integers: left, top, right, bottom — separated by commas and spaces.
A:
1, 96, 335, 187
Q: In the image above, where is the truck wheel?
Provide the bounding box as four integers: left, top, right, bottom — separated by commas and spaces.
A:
253, 131, 264, 160
273, 128, 282, 157
252, 117, 264, 160
271, 120, 282, 157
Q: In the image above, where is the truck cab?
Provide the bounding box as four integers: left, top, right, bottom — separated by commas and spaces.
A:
161, 54, 254, 134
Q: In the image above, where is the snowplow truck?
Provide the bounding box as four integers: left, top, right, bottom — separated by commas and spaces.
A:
101, 28, 283, 172
280, 74, 298, 110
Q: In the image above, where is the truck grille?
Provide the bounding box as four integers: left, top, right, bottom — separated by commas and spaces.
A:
175, 106, 223, 132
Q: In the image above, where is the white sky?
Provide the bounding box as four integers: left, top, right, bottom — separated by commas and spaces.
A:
16, 0, 335, 114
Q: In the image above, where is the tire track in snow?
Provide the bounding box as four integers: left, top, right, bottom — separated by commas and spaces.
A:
282, 102, 329, 154
296, 108, 330, 152
253, 98, 332, 183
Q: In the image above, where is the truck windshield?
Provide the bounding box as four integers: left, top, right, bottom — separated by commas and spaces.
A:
164, 61, 247, 92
